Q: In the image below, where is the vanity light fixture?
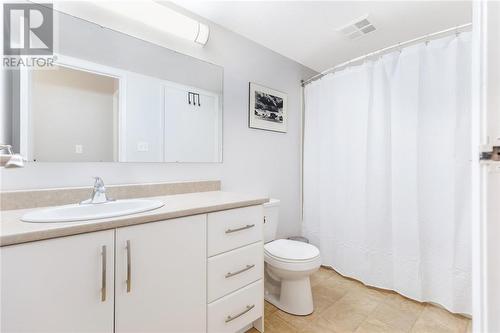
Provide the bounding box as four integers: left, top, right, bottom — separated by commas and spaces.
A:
93, 1, 210, 46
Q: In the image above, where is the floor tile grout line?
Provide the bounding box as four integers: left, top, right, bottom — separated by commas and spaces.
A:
408, 310, 423, 333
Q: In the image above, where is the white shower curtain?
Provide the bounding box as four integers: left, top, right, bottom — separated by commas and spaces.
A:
303, 33, 472, 315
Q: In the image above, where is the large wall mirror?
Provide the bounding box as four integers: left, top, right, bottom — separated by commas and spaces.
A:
4, 5, 223, 163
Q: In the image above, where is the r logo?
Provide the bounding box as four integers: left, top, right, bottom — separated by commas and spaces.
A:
3, 3, 53, 55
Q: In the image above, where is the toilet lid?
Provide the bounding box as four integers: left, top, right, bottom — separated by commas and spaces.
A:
264, 239, 320, 262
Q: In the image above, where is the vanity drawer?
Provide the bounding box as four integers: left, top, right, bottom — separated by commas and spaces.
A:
207, 205, 263, 257
208, 241, 263, 302
207, 279, 263, 333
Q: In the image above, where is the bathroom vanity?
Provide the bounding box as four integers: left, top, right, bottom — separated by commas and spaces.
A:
0, 189, 267, 333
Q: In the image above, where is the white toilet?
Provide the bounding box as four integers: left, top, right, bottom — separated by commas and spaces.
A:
263, 199, 321, 315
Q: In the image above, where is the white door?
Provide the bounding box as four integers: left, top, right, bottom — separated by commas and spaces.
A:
115, 215, 207, 333
0, 230, 115, 333
484, 163, 500, 331
164, 85, 220, 162
124, 72, 164, 162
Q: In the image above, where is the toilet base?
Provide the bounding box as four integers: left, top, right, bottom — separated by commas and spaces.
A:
264, 275, 314, 316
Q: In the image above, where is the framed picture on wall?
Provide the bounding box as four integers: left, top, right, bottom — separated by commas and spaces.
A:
248, 82, 287, 133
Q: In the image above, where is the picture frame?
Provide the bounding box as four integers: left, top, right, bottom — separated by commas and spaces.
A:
248, 82, 287, 133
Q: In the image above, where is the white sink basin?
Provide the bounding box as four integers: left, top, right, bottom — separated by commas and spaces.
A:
21, 199, 165, 223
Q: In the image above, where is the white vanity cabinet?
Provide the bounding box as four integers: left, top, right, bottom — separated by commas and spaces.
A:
207, 205, 264, 333
114, 215, 206, 333
1, 205, 264, 333
0, 230, 115, 333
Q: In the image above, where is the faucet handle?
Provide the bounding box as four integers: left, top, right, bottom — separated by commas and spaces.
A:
93, 177, 105, 187
93, 177, 108, 196
81, 177, 113, 205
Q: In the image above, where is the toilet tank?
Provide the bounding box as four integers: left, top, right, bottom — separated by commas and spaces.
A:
263, 199, 280, 243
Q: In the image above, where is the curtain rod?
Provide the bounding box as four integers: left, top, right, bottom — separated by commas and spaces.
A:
301, 22, 472, 87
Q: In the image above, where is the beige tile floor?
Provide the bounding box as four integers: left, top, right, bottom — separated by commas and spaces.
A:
248, 267, 471, 333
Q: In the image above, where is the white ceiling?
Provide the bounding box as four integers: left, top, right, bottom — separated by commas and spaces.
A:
172, 1, 472, 72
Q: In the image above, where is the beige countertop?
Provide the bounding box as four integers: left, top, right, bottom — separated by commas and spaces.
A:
0, 191, 268, 247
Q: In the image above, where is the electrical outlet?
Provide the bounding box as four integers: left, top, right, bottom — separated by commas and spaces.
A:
75, 145, 83, 154
137, 142, 149, 152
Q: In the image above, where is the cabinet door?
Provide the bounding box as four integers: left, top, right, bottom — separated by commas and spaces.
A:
0, 230, 115, 333
115, 215, 207, 333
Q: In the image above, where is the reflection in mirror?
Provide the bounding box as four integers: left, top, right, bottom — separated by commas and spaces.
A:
4, 4, 223, 163
31, 66, 119, 162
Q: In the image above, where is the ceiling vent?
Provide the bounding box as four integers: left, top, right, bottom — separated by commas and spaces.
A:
337, 16, 376, 40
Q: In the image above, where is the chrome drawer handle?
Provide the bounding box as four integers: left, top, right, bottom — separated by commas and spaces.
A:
225, 304, 255, 323
126, 240, 131, 293
101, 245, 107, 302
225, 224, 255, 234
225, 264, 255, 278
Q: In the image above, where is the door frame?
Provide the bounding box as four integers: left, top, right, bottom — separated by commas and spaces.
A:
471, 1, 500, 332
19, 54, 128, 161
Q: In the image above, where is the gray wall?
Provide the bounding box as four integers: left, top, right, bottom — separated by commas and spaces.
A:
58, 9, 223, 95
1, 6, 316, 238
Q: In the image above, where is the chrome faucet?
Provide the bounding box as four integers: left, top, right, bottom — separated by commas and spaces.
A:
80, 177, 114, 204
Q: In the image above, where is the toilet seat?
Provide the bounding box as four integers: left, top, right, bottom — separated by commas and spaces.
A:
264, 239, 321, 272
265, 239, 320, 261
